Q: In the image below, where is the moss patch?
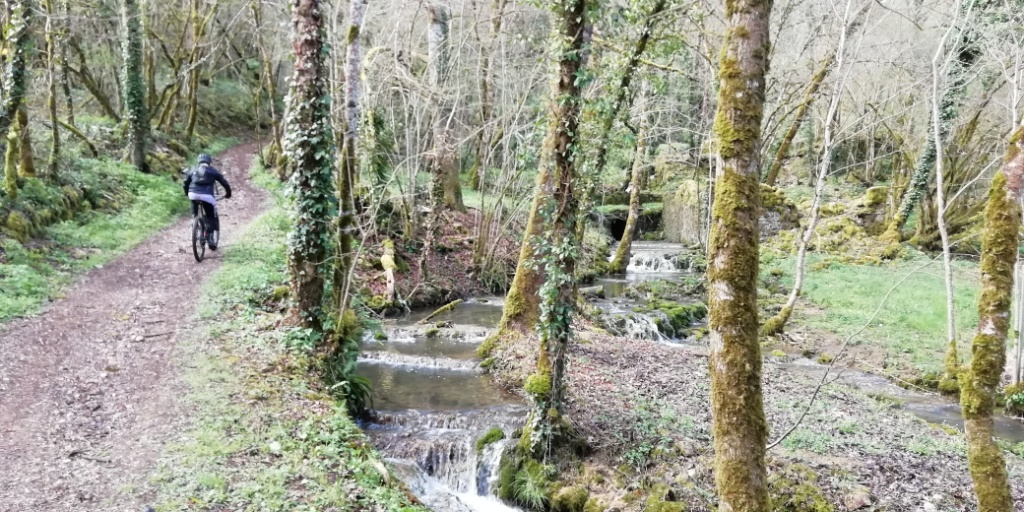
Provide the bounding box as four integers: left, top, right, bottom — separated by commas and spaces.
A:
476, 427, 506, 453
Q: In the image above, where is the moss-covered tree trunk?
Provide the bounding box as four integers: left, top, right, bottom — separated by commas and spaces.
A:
333, 0, 367, 328
706, 0, 772, 509
576, 0, 666, 243
16, 107, 34, 178
284, 0, 336, 329
520, 0, 587, 458
490, 166, 551, 341
44, 0, 60, 177
428, 4, 464, 212
59, 0, 74, 127
4, 133, 19, 200
121, 0, 148, 172
959, 125, 1023, 512
882, 3, 981, 242
609, 82, 650, 275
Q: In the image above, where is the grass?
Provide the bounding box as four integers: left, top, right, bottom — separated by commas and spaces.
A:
763, 251, 982, 376
0, 140, 238, 323
0, 160, 187, 321
149, 161, 427, 512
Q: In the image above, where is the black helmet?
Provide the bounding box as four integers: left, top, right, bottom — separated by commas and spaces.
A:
198, 153, 212, 164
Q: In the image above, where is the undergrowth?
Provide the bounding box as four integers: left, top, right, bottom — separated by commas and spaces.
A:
150, 161, 426, 511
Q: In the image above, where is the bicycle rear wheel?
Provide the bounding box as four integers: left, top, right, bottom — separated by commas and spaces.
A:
192, 215, 206, 262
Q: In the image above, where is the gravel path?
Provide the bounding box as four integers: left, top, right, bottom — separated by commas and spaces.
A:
0, 143, 267, 512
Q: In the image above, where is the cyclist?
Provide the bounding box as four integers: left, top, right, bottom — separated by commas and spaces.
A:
183, 153, 232, 248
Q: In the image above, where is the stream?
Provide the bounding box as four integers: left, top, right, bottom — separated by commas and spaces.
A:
357, 242, 1024, 511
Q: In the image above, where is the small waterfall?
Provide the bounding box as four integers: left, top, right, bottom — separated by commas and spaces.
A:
371, 414, 524, 511
626, 251, 682, 273
360, 351, 479, 371
605, 313, 665, 341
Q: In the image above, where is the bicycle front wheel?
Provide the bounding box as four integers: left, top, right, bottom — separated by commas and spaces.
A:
192, 216, 206, 262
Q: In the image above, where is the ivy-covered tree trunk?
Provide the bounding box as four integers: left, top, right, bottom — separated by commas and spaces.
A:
959, 125, 1023, 512
706, 0, 772, 509
333, 0, 367, 327
609, 82, 651, 274
285, 0, 336, 329
520, 0, 588, 458
882, 2, 981, 241
121, 0, 149, 172
0, 0, 33, 149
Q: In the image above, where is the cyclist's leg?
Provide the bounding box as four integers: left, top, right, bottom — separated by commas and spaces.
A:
191, 200, 199, 218
201, 201, 216, 232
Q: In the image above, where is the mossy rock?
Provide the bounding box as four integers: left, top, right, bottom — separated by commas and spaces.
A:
476, 428, 506, 453
424, 327, 440, 338
862, 186, 888, 207
4, 210, 33, 242
583, 498, 605, 512
769, 464, 835, 512
760, 184, 800, 239
551, 485, 589, 512
269, 285, 291, 301
644, 496, 686, 512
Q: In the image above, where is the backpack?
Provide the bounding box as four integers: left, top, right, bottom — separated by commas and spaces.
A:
193, 163, 211, 184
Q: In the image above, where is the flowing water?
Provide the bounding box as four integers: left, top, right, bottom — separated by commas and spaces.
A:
358, 242, 1024, 511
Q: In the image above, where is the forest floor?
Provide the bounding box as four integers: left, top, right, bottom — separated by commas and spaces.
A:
0, 144, 422, 512
490, 327, 1024, 511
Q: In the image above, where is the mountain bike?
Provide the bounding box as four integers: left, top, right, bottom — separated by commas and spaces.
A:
191, 190, 225, 263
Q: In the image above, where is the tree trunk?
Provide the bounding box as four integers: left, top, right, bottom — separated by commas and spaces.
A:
428, 4, 464, 212
285, 0, 336, 329
44, 0, 60, 177
707, 0, 772, 509
490, 167, 551, 342
333, 0, 367, 332
16, 107, 34, 178
59, 0, 74, 127
882, 5, 981, 241
121, 0, 149, 172
520, 0, 587, 458
4, 135, 19, 200
0, 0, 33, 146
959, 124, 1022, 512
576, 0, 666, 242
470, 0, 510, 192
609, 83, 651, 275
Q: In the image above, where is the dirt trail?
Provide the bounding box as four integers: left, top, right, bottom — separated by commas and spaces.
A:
0, 143, 268, 512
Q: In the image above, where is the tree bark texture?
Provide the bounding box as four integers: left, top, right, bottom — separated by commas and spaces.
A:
959, 124, 1023, 512
285, 0, 336, 329
522, 0, 587, 458
121, 0, 149, 172
707, 0, 772, 509
333, 0, 367, 323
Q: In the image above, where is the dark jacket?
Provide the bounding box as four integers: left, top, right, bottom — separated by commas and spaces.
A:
183, 163, 232, 198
